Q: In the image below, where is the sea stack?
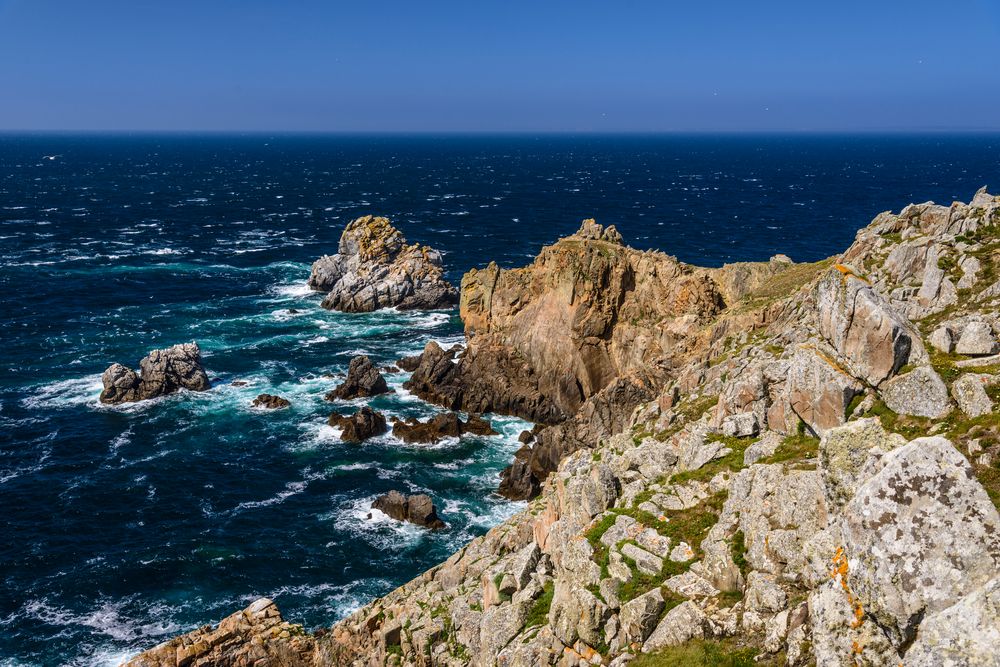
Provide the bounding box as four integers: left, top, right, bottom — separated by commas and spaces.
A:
308, 215, 458, 312
99, 342, 210, 404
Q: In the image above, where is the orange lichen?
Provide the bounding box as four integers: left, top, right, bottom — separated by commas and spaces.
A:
830, 547, 866, 630
834, 263, 872, 284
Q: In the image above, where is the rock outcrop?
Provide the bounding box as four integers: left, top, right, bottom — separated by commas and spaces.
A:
390, 412, 496, 444
371, 491, 446, 530
253, 393, 291, 409
125, 189, 1000, 667
328, 407, 387, 443
100, 342, 210, 404
308, 216, 458, 312
324, 356, 390, 401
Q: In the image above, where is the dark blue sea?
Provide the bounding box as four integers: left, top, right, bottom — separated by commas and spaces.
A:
1, 134, 998, 666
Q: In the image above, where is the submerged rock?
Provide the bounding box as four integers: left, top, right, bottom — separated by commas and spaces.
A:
328, 406, 387, 443
308, 215, 458, 312
99, 342, 209, 404
251, 393, 290, 409
325, 355, 390, 400
391, 411, 497, 443
371, 490, 445, 529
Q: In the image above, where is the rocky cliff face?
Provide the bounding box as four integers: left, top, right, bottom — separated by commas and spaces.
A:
308, 216, 459, 312
125, 189, 1000, 667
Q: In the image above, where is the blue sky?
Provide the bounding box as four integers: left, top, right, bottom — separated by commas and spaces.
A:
1, 0, 998, 132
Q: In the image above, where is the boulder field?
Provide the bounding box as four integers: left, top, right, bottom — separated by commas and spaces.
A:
124, 189, 1000, 667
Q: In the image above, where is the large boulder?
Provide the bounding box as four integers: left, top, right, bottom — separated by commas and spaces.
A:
371, 490, 446, 530
951, 373, 996, 418
879, 365, 951, 418
840, 437, 1000, 647
905, 577, 1000, 667
816, 266, 926, 386
785, 346, 863, 434
325, 355, 390, 400
328, 406, 388, 443
955, 320, 1000, 356
308, 215, 458, 312
99, 342, 210, 404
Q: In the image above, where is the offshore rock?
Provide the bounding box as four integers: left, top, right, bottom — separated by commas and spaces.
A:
391, 411, 496, 444
324, 355, 389, 400
100, 342, 210, 404
308, 215, 458, 312
252, 393, 290, 409
371, 490, 445, 529
328, 406, 387, 443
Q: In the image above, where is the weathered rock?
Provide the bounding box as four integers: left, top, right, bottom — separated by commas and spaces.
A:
100, 342, 210, 404
122, 598, 315, 667
785, 346, 863, 434
816, 266, 926, 386
952, 373, 996, 418
643, 601, 709, 651
818, 417, 906, 512
391, 411, 496, 443
879, 365, 951, 418
371, 490, 446, 530
929, 325, 955, 354
618, 588, 664, 645
956, 320, 1000, 356
905, 577, 1000, 667
308, 215, 458, 312
252, 393, 291, 409
721, 411, 759, 438
841, 437, 1000, 647
328, 406, 387, 442
325, 355, 390, 400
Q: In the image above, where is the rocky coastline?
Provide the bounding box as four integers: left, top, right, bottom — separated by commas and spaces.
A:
124, 189, 1000, 666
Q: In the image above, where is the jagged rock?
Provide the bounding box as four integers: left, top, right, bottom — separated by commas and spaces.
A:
721, 411, 759, 438
956, 320, 1000, 356
818, 417, 906, 512
371, 490, 445, 530
816, 266, 926, 386
252, 393, 290, 409
99, 342, 210, 404
308, 215, 458, 312
929, 325, 955, 353
785, 346, 863, 434
328, 406, 387, 442
325, 355, 390, 400
391, 411, 496, 443
905, 577, 1000, 667
618, 588, 664, 644
643, 601, 709, 651
952, 373, 996, 418
840, 437, 1000, 647
880, 365, 951, 418
122, 598, 315, 667
743, 430, 782, 465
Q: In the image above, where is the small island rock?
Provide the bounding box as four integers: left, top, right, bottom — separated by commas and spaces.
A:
325, 355, 390, 400
371, 490, 445, 529
328, 406, 388, 443
99, 342, 210, 404
252, 393, 290, 409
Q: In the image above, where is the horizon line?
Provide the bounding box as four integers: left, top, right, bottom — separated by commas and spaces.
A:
2, 128, 1000, 136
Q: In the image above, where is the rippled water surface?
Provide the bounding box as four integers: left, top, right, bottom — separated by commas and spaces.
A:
1, 134, 998, 666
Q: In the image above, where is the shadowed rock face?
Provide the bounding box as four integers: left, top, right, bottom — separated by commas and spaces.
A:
328, 406, 387, 443
391, 411, 496, 444
99, 342, 210, 404
307, 215, 458, 312
324, 355, 390, 401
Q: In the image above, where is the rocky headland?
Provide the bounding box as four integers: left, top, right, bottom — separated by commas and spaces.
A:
308, 215, 459, 312
100, 342, 210, 404
125, 189, 1000, 667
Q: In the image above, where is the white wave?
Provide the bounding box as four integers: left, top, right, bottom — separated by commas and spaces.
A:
230, 469, 325, 514
271, 282, 313, 298
17, 596, 182, 644
21, 375, 103, 410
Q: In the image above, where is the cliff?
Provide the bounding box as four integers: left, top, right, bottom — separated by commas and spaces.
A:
125, 188, 1000, 667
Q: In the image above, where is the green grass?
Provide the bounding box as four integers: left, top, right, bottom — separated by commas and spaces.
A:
670, 434, 754, 485
524, 580, 554, 628
629, 639, 764, 667
758, 422, 820, 465
730, 530, 749, 577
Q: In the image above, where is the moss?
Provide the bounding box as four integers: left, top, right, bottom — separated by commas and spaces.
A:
866, 399, 933, 440
846, 393, 865, 418
629, 638, 768, 667
524, 580, 554, 628
764, 344, 785, 356
730, 530, 749, 577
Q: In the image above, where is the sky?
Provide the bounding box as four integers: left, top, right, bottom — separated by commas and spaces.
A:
1, 0, 999, 132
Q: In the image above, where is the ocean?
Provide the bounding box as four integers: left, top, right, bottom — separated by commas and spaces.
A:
1, 133, 998, 666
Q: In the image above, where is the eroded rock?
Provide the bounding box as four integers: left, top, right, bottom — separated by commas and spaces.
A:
100, 342, 210, 404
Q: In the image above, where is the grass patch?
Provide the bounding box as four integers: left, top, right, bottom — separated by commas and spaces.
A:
524, 580, 554, 628
670, 434, 754, 485
629, 638, 765, 667
758, 422, 820, 465
730, 530, 749, 577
